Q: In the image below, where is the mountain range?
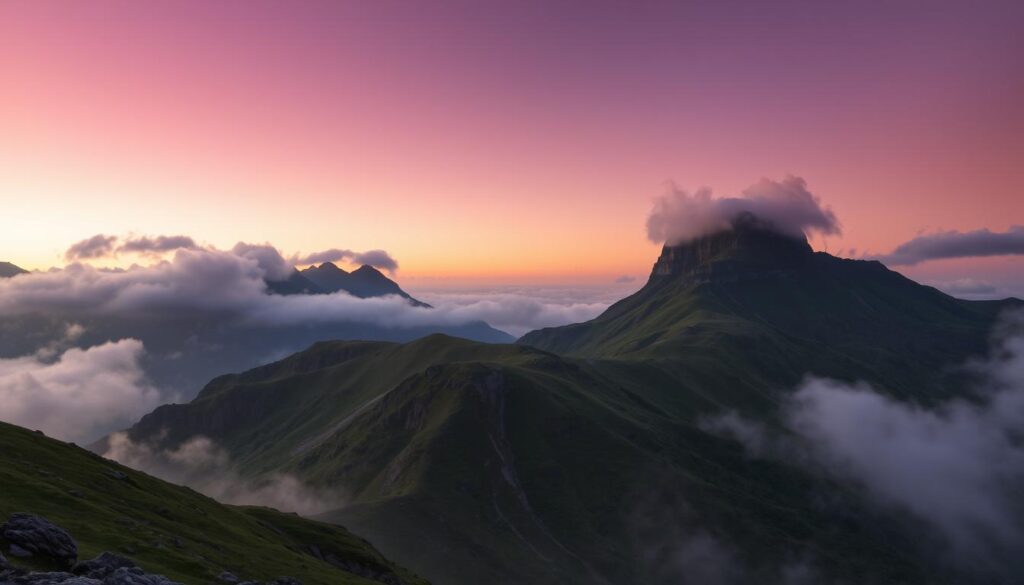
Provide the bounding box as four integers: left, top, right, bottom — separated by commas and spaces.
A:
102, 221, 1022, 585
268, 263, 431, 308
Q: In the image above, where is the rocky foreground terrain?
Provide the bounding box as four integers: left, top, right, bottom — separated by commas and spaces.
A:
0, 513, 303, 585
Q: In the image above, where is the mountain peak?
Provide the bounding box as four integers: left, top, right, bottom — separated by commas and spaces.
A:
315, 261, 348, 274
352, 264, 383, 276
650, 214, 812, 283
0, 261, 29, 278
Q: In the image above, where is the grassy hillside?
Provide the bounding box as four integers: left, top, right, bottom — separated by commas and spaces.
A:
0, 421, 429, 585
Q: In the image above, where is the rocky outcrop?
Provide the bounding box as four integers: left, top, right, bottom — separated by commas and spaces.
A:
0, 515, 186, 585
1, 514, 78, 569
649, 214, 813, 284
72, 553, 136, 580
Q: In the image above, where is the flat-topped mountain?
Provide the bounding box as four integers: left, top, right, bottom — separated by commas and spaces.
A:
649, 215, 813, 282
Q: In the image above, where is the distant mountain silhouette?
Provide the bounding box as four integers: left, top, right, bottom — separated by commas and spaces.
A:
267, 262, 430, 307
0, 261, 27, 278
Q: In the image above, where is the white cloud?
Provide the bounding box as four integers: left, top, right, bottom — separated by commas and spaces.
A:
0, 339, 162, 443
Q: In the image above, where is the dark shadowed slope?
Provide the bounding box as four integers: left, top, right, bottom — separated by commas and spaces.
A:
0, 421, 429, 585
108, 223, 1021, 585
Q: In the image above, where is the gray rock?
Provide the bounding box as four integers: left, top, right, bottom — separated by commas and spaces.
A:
105, 471, 127, 481
72, 553, 136, 580
102, 567, 181, 585
216, 571, 238, 584
1, 514, 77, 568
271, 579, 301, 585
0, 550, 9, 569
8, 572, 101, 585
9, 544, 32, 558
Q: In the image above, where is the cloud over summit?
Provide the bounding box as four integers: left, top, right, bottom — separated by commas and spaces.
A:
646, 176, 840, 246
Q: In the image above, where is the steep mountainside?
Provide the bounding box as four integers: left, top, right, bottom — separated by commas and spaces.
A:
108, 224, 1021, 585
0, 421, 429, 585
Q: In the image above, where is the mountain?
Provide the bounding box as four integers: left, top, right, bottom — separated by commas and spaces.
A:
106, 222, 1021, 585
0, 420, 429, 585
0, 261, 28, 278
268, 263, 430, 308
302, 263, 429, 307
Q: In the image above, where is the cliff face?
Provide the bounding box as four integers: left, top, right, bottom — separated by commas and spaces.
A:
649, 220, 813, 285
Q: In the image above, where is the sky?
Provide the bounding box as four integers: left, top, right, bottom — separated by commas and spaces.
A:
1, 0, 1022, 290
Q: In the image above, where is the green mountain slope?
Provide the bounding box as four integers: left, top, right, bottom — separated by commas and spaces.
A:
108, 224, 1020, 585
0, 421, 429, 585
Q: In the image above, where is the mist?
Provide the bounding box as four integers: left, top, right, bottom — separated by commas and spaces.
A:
104, 432, 345, 516
700, 310, 1024, 579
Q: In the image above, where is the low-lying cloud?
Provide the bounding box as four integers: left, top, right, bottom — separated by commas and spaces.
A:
0, 339, 162, 443
700, 310, 1024, 578
104, 432, 343, 515
414, 286, 621, 338
877, 225, 1024, 266
646, 176, 840, 246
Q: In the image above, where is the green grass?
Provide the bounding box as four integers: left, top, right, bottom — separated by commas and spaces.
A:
0, 421, 429, 585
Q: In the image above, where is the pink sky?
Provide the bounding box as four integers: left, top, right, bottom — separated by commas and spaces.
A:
2, 1, 1022, 290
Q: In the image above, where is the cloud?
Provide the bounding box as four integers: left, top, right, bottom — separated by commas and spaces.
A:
0, 339, 162, 443
295, 248, 399, 272
646, 175, 840, 246
117, 235, 199, 255
65, 235, 117, 261
230, 242, 294, 281
937, 278, 998, 297
295, 248, 354, 266
104, 432, 344, 515
614, 275, 637, 283
413, 287, 614, 337
877, 226, 1024, 266
700, 310, 1024, 578
352, 249, 399, 272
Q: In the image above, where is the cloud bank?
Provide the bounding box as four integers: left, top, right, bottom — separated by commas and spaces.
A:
62, 233, 401, 273
104, 432, 343, 515
0, 339, 162, 443
876, 226, 1024, 266
646, 176, 840, 246
701, 310, 1024, 578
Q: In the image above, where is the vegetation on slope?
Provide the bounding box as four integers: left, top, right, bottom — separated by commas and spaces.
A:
0, 421, 429, 585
